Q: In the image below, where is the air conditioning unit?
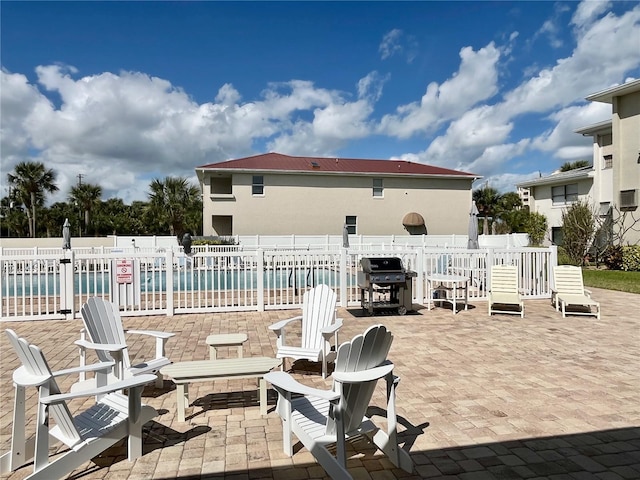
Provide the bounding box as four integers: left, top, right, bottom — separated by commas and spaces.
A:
620, 189, 638, 211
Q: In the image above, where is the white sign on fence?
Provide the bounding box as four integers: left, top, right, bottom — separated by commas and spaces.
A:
116, 259, 133, 284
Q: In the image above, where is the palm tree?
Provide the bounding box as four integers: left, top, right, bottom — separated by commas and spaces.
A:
69, 183, 103, 235
473, 186, 501, 235
147, 177, 201, 237
7, 161, 59, 237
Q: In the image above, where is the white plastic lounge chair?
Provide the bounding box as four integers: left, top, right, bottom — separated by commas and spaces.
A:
552, 265, 601, 319
75, 297, 175, 390
268, 284, 342, 379
0, 329, 157, 480
487, 265, 524, 317
265, 324, 413, 479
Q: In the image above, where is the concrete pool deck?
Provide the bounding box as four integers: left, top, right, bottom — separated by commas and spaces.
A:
1, 287, 639, 479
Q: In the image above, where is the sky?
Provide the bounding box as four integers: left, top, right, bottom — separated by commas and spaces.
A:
2, 1, 640, 205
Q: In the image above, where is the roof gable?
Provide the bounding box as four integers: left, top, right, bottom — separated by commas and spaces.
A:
197, 152, 478, 178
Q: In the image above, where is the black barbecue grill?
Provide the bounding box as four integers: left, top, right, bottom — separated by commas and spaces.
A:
357, 257, 417, 315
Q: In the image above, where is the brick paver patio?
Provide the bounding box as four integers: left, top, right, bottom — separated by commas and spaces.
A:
1, 287, 639, 479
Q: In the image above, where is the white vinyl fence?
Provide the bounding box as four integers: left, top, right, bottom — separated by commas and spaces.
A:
1, 245, 557, 321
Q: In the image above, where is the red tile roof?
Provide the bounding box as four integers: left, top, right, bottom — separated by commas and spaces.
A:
197, 152, 478, 178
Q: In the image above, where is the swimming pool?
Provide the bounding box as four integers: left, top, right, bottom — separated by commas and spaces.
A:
2, 267, 341, 296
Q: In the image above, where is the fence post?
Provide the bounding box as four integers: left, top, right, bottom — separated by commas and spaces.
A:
60, 249, 75, 320
256, 248, 265, 311
339, 249, 348, 307
549, 245, 558, 291
165, 249, 174, 316
486, 247, 494, 291
415, 248, 424, 303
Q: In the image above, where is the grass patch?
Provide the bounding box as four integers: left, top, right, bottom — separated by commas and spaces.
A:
582, 269, 640, 294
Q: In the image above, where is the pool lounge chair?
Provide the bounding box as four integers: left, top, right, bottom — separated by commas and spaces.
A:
487, 265, 524, 317
552, 265, 601, 319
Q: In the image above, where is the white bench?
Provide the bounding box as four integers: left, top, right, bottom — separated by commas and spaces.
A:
206, 333, 248, 360
161, 357, 282, 422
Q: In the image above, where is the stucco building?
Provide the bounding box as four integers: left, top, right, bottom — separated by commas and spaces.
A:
196, 153, 479, 236
517, 79, 640, 246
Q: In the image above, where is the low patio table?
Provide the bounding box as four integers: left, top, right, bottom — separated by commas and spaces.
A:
161, 357, 281, 422
206, 333, 248, 360
426, 273, 470, 314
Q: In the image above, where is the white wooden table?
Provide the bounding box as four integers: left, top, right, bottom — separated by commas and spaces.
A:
206, 333, 248, 360
426, 273, 470, 314
161, 357, 281, 422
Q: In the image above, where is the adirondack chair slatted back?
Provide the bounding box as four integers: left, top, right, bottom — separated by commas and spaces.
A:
553, 265, 586, 295
328, 324, 393, 435
5, 329, 82, 446
81, 297, 131, 369
491, 265, 519, 294
301, 284, 337, 351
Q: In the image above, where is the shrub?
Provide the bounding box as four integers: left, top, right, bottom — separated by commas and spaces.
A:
622, 245, 640, 271
603, 245, 623, 270
524, 212, 547, 246
557, 246, 580, 266
561, 200, 596, 266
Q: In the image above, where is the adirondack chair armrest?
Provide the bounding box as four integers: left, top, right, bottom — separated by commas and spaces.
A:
125, 329, 175, 339
39, 374, 157, 405
268, 316, 302, 332
51, 361, 115, 378
264, 371, 341, 402
12, 366, 51, 387
75, 338, 127, 354
320, 318, 343, 335
332, 361, 395, 384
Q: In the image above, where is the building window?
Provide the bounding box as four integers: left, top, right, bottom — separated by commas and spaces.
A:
373, 178, 383, 197
603, 155, 613, 169
620, 190, 638, 211
252, 175, 264, 195
210, 177, 232, 195
212, 215, 233, 236
345, 215, 357, 234
552, 227, 563, 246
552, 183, 578, 205
598, 133, 612, 146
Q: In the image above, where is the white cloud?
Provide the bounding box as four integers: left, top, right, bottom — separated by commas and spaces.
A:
379, 29, 404, 60
378, 42, 501, 138
394, 2, 640, 185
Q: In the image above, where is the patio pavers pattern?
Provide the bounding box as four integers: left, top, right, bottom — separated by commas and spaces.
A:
1, 287, 639, 479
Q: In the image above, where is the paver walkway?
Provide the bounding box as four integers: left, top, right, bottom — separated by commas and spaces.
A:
1, 287, 639, 479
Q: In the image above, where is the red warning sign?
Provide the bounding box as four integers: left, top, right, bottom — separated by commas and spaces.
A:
116, 259, 133, 284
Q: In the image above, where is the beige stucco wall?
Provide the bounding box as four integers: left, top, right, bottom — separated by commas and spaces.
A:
201, 172, 473, 236
529, 178, 594, 243
613, 90, 640, 245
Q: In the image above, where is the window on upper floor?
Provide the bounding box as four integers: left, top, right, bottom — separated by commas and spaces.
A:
598, 133, 612, 147
373, 178, 383, 197
552, 183, 578, 205
252, 175, 264, 195
603, 155, 613, 169
210, 177, 232, 195
345, 215, 357, 234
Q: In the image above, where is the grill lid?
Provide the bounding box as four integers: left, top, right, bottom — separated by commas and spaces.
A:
360, 257, 404, 272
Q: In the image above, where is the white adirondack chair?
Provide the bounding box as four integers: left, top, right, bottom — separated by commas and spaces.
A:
0, 329, 158, 480
552, 265, 601, 319
487, 265, 524, 317
269, 284, 342, 379
265, 324, 413, 479
75, 297, 175, 390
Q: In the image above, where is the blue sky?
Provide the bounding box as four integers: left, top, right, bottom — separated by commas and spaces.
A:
2, 1, 639, 204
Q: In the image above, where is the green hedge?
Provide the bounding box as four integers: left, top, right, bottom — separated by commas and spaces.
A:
602, 245, 640, 271
622, 245, 640, 271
